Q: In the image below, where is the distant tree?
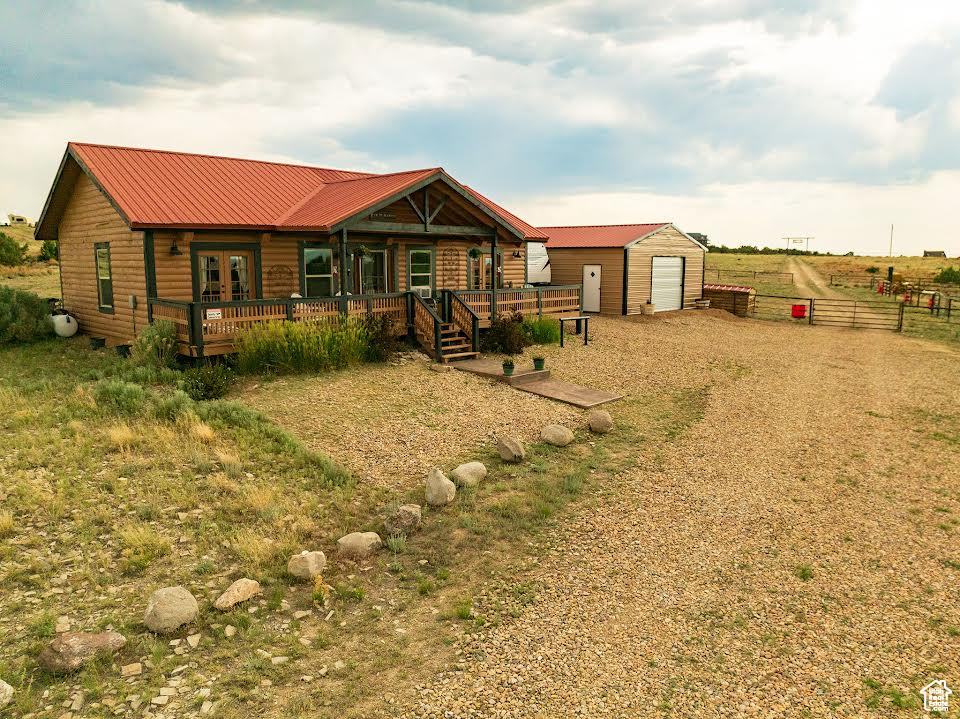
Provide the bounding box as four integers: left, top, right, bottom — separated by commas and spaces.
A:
688, 232, 709, 247
38, 239, 58, 262
0, 232, 28, 266
933, 266, 960, 284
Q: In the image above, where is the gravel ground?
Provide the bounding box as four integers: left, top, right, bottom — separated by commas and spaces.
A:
388, 314, 960, 718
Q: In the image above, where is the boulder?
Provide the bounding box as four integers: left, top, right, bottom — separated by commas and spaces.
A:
287, 551, 327, 581
451, 461, 487, 488
337, 531, 382, 559
214, 578, 261, 611
588, 409, 614, 434
424, 467, 456, 506
496, 436, 526, 463
0, 679, 12, 707
541, 424, 574, 447
144, 586, 199, 634
38, 631, 126, 674
384, 504, 423, 535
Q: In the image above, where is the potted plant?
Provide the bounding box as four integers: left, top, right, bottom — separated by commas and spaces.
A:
354, 244, 370, 258
502, 358, 515, 377
533, 355, 545, 371
468, 247, 482, 260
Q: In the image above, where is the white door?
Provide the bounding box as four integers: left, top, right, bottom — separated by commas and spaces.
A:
651, 256, 683, 311
582, 264, 601, 313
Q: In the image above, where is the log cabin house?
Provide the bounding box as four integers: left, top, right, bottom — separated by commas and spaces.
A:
35, 143, 581, 361
540, 224, 706, 314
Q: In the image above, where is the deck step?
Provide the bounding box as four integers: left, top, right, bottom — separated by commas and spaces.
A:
442, 351, 479, 361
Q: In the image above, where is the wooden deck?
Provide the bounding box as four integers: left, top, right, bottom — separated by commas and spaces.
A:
451, 358, 621, 408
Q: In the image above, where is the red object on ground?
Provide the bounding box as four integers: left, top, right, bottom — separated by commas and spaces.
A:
791, 304, 807, 319
877, 281, 885, 293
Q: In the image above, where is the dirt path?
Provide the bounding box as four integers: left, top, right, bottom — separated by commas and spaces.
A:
395, 319, 960, 717
787, 257, 844, 299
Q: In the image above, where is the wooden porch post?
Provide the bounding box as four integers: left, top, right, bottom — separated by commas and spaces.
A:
338, 228, 349, 313
490, 229, 498, 321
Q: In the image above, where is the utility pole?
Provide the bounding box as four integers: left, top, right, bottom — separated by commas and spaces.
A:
888, 224, 893, 257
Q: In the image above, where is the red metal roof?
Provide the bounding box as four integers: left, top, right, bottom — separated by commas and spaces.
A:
59, 142, 542, 238
539, 223, 669, 248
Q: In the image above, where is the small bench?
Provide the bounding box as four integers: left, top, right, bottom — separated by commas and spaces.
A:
559, 315, 590, 347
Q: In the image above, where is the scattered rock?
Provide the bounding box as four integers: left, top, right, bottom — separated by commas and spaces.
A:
186, 634, 201, 648
384, 504, 423, 535
151, 695, 169, 706
451, 461, 487, 487
287, 551, 327, 580
224, 625, 236, 638
588, 409, 614, 433
337, 532, 383, 559
271, 656, 289, 665
429, 363, 453, 373
55, 616, 71, 634
120, 662, 142, 678
200, 700, 215, 714
496, 436, 526, 463
38, 631, 126, 674
425, 467, 456, 506
214, 578, 261, 611
0, 679, 12, 707
144, 587, 199, 634
541, 424, 575, 447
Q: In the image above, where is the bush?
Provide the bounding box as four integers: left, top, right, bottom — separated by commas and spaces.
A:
181, 364, 233, 401
93, 379, 148, 415
0, 232, 28, 266
130, 320, 178, 370
362, 314, 399, 362
153, 390, 195, 421
0, 286, 53, 345
522, 316, 560, 345
481, 312, 531, 355
934, 266, 960, 284
234, 318, 373, 374
38, 239, 58, 262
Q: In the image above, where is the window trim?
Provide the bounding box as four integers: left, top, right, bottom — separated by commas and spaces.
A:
189, 241, 262, 303
358, 248, 389, 295
467, 247, 504, 290
406, 247, 435, 294
302, 245, 336, 297
94, 242, 114, 313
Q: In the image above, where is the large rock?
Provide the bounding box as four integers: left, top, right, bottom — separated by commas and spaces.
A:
384, 504, 422, 535
337, 531, 382, 559
541, 424, 574, 447
287, 551, 327, 580
451, 461, 487, 488
424, 467, 456, 506
144, 586, 199, 634
496, 436, 526, 463
0, 679, 12, 707
214, 578, 261, 611
38, 631, 126, 674
588, 409, 614, 434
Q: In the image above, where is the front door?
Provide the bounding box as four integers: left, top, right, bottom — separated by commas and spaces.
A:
583, 264, 601, 312
196, 249, 256, 303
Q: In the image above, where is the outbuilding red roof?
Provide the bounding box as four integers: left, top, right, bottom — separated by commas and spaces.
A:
40, 142, 544, 239
539, 223, 669, 248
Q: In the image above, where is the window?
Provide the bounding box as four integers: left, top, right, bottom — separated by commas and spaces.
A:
304, 247, 334, 296
359, 250, 388, 294
95, 243, 114, 311
468, 249, 502, 290
408, 249, 433, 296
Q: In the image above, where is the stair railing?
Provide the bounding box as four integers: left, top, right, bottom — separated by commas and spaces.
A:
446, 290, 481, 353
410, 292, 444, 362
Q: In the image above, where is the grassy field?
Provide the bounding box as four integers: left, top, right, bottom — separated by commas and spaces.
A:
0, 223, 61, 297
704, 253, 789, 273
0, 222, 39, 254
805, 254, 956, 279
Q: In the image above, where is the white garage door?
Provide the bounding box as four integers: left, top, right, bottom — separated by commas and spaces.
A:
651, 256, 684, 311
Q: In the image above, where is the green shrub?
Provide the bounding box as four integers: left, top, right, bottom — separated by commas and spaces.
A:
362, 315, 400, 363
0, 232, 28, 266
522, 316, 560, 345
0, 287, 53, 344
481, 312, 530, 355
38, 239, 58, 262
181, 364, 233, 401
865, 266, 879, 274
153, 390, 195, 421
934, 266, 960, 284
93, 379, 148, 415
130, 320, 179, 370
234, 318, 372, 374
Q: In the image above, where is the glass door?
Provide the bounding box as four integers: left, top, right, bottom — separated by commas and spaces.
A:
196, 249, 256, 302
469, 250, 502, 290
359, 250, 388, 294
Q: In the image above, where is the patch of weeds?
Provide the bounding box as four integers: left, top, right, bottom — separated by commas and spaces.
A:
385, 533, 406, 554
417, 579, 436, 596
266, 585, 285, 611
453, 598, 473, 621
0, 509, 14, 537
334, 584, 365, 602
117, 523, 171, 575
862, 678, 919, 709
435, 568, 450, 581
793, 563, 814, 581
941, 559, 960, 571
195, 558, 216, 576
28, 611, 56, 639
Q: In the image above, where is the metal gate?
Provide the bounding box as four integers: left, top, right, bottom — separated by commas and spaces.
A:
751, 295, 904, 331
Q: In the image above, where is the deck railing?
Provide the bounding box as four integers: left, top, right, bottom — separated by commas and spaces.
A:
147, 286, 580, 357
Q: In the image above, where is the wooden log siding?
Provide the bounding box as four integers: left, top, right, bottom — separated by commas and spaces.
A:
57, 172, 148, 344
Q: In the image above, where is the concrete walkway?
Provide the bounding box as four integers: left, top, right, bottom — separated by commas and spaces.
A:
452, 358, 621, 408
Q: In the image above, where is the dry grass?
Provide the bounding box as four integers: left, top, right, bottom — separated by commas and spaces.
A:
0, 510, 14, 538
106, 422, 139, 450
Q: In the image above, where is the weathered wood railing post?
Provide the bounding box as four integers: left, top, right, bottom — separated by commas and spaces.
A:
405, 292, 416, 342
808, 298, 815, 325
537, 287, 543, 317
490, 229, 498, 321
285, 299, 294, 322
190, 302, 205, 359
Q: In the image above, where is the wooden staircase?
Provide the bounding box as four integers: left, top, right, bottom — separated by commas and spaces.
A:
438, 322, 478, 362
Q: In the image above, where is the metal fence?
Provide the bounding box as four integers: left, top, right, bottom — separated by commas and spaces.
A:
750, 295, 904, 332
704, 268, 794, 284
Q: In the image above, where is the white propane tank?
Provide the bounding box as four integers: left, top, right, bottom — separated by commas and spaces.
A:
52, 313, 79, 338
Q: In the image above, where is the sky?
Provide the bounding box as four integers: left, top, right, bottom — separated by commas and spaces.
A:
1, 0, 959, 256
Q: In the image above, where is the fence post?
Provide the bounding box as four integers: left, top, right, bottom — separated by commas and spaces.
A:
285, 299, 294, 322
898, 302, 905, 332
537, 287, 543, 317
190, 302, 204, 359
434, 315, 443, 362
472, 316, 480, 353
808, 298, 815, 325
406, 293, 416, 342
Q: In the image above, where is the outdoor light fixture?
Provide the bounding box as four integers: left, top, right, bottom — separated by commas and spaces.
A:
169, 238, 182, 256
512, 249, 522, 258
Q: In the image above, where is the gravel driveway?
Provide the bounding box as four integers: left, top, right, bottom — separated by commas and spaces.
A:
394, 315, 960, 718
